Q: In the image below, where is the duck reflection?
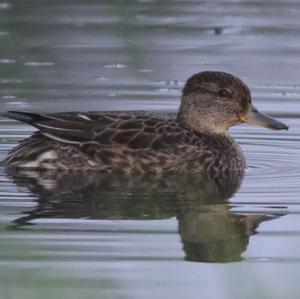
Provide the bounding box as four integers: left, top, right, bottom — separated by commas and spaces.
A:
6, 167, 281, 262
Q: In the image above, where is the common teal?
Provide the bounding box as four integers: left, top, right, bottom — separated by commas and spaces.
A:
2, 71, 288, 180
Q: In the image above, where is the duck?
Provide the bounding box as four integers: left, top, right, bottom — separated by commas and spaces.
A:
1, 71, 288, 179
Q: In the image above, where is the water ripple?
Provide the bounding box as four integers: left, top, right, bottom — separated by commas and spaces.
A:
232, 125, 300, 202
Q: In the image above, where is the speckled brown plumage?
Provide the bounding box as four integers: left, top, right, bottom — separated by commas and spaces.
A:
1, 71, 288, 180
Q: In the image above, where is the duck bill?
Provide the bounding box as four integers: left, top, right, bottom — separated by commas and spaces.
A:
241, 106, 288, 130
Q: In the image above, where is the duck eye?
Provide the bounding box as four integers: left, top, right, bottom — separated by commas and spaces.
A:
217, 89, 230, 97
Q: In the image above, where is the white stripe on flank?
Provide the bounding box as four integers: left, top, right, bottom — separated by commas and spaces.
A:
42, 132, 82, 144
21, 150, 58, 168
37, 123, 82, 132
78, 114, 92, 121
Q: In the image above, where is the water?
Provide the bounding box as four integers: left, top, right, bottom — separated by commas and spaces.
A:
0, 0, 300, 298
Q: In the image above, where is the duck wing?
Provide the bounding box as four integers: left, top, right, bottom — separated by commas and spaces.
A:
3, 111, 196, 150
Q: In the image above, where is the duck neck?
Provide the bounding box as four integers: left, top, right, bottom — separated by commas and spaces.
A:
176, 99, 230, 135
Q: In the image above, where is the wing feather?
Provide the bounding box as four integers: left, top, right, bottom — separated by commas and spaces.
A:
2, 111, 196, 149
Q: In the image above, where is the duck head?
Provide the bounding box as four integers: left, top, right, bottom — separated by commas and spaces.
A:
177, 71, 288, 134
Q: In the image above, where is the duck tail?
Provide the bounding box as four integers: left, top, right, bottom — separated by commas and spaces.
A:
1, 111, 49, 126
